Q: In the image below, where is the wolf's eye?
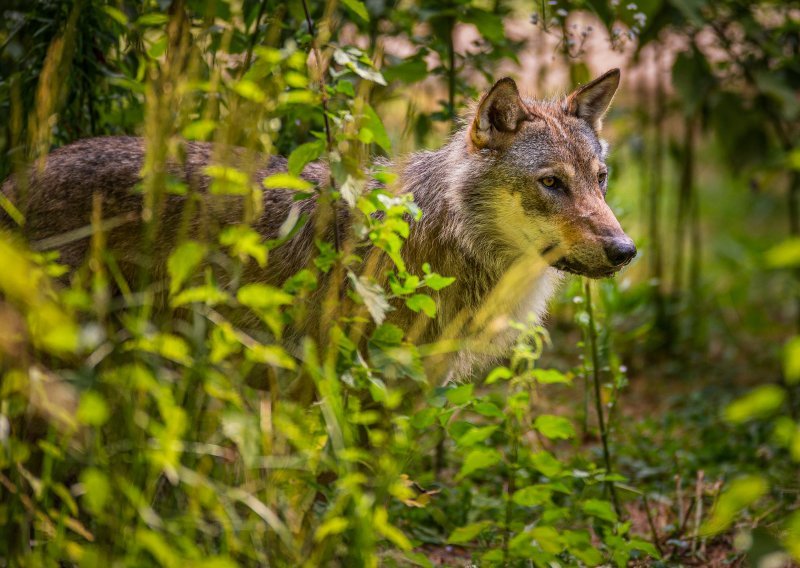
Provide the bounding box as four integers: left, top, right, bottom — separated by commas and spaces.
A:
540, 176, 562, 190
598, 172, 608, 185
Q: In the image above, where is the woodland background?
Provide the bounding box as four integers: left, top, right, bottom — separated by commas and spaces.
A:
1, 0, 799, 566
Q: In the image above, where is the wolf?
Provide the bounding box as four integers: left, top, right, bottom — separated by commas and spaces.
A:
1, 69, 635, 378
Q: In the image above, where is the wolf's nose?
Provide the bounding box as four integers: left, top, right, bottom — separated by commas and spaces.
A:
604, 238, 637, 266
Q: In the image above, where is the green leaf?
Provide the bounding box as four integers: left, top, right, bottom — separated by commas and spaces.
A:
77, 392, 109, 427
102, 5, 129, 26
529, 526, 564, 554
464, 9, 505, 43
447, 520, 493, 544
237, 284, 294, 309
127, 333, 192, 365
182, 119, 216, 141
315, 517, 349, 541
383, 59, 428, 84
167, 241, 207, 295
80, 468, 110, 514
136, 13, 169, 26
533, 415, 575, 440
172, 285, 230, 308
263, 173, 314, 191
457, 447, 502, 479
406, 294, 436, 318
529, 451, 562, 478
445, 384, 474, 405
472, 401, 505, 419
245, 344, 296, 370
220, 225, 268, 267
363, 104, 391, 152
628, 538, 661, 559
222, 412, 260, 468
233, 79, 266, 103
424, 272, 455, 291
533, 369, 572, 384
288, 140, 325, 177
455, 425, 498, 447
582, 498, 618, 523
205, 165, 250, 195
340, 0, 369, 22
411, 407, 438, 429
512, 485, 552, 507
371, 323, 404, 347
701, 475, 768, 535
766, 238, 800, 268
724, 385, 786, 423
484, 366, 512, 385
786, 337, 800, 385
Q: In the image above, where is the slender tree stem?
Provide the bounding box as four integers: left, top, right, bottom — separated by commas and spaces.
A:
242, 0, 268, 73
503, 427, 518, 566
447, 20, 456, 122
584, 279, 622, 518
301, 0, 341, 253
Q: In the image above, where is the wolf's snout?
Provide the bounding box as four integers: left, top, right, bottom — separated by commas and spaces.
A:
604, 237, 636, 267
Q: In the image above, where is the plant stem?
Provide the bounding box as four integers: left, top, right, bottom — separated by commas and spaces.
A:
301, 0, 341, 253
503, 425, 518, 566
242, 0, 268, 73
447, 20, 456, 122
584, 279, 622, 518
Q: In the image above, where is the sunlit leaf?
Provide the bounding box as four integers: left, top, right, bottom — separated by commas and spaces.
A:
374, 506, 412, 550
77, 392, 109, 427
167, 241, 207, 295
533, 369, 572, 384
340, 0, 369, 22
424, 272, 455, 291
784, 337, 800, 384
701, 475, 768, 535
455, 425, 497, 447
513, 485, 552, 507
445, 384, 474, 405
447, 520, 494, 544
288, 140, 325, 177
315, 517, 349, 541
582, 498, 617, 524
406, 293, 436, 318
233, 79, 266, 103
484, 366, 512, 385
263, 173, 314, 191
363, 104, 391, 152
79, 468, 110, 514
530, 451, 563, 477
457, 447, 502, 479
724, 385, 786, 423
533, 415, 576, 440
765, 238, 800, 268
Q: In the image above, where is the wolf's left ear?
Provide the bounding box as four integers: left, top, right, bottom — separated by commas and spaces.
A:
565, 68, 620, 132
470, 77, 530, 150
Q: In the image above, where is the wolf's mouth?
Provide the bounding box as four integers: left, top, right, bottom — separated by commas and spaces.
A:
552, 258, 621, 279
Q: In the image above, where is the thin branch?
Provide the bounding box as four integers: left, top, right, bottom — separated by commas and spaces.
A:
301, 0, 341, 253
584, 279, 622, 518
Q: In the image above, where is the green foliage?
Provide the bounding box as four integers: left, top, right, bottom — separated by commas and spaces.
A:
1, 0, 800, 565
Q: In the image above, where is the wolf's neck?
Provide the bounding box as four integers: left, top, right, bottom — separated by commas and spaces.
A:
398, 138, 518, 279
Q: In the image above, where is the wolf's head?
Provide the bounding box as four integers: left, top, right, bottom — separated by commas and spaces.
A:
463, 69, 635, 278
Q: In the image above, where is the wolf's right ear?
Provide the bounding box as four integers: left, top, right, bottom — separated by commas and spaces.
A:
564, 68, 620, 132
470, 77, 530, 150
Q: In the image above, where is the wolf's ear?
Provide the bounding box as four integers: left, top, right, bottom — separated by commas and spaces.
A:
470, 77, 530, 150
565, 68, 620, 132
